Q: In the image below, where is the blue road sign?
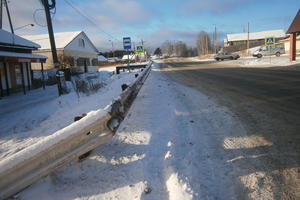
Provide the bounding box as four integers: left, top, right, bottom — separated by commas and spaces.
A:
123, 37, 132, 50
265, 37, 275, 46
136, 45, 144, 53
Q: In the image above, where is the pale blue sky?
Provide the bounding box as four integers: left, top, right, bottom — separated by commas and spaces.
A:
3, 0, 300, 51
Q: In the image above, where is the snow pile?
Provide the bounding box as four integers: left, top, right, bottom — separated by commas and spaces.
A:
238, 56, 300, 66
0, 70, 142, 160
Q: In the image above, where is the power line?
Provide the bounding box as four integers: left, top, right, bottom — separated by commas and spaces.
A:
63, 0, 119, 41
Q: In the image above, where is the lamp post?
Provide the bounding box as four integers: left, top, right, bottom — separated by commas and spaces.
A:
108, 40, 114, 58
14, 23, 34, 31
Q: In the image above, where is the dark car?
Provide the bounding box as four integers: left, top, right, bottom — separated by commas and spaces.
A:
214, 52, 240, 61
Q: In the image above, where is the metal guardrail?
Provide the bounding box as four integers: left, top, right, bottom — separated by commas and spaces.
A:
0, 62, 152, 199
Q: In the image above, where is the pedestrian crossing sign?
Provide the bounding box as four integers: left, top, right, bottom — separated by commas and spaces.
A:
136, 45, 145, 53
265, 37, 275, 46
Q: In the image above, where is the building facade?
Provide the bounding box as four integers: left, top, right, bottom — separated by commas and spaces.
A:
224, 29, 287, 52
0, 29, 47, 96
23, 31, 99, 75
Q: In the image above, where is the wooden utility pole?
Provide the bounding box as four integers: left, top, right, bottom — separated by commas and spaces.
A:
214, 25, 217, 54
42, 0, 59, 68
0, 0, 3, 29
4, 0, 13, 34
247, 22, 250, 55
42, 0, 64, 95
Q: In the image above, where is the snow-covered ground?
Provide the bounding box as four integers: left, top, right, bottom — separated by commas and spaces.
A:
237, 55, 300, 66
18, 62, 257, 200
0, 70, 141, 160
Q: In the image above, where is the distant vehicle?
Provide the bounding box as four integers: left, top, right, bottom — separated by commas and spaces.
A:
121, 54, 136, 61
214, 52, 240, 61
107, 58, 116, 63
253, 46, 285, 58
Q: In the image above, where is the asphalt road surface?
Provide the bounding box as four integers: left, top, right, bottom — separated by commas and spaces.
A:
160, 59, 300, 200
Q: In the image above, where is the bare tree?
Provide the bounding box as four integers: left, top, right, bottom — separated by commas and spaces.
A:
197, 31, 213, 55
174, 41, 188, 57
58, 54, 74, 69
161, 40, 174, 57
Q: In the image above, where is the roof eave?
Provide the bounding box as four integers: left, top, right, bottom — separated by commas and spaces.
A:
287, 9, 300, 34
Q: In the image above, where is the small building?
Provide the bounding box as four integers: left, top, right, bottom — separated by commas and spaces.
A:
224, 29, 287, 50
22, 31, 99, 75
98, 55, 108, 62
0, 29, 47, 96
279, 35, 300, 53
286, 9, 300, 61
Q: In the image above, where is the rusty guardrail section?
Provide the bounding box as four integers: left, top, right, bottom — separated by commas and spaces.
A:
0, 61, 152, 199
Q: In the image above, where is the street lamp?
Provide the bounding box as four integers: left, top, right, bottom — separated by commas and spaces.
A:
108, 39, 114, 58
14, 23, 34, 31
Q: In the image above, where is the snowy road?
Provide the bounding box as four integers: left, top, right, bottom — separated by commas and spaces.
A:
18, 62, 277, 200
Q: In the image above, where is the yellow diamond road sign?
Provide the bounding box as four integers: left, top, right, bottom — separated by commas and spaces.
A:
265, 36, 275, 46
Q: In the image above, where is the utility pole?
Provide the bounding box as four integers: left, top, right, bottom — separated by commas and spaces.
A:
42, 0, 64, 95
109, 40, 114, 58
0, 0, 3, 29
141, 39, 146, 61
214, 25, 217, 54
247, 22, 250, 55
42, 0, 59, 68
4, 0, 13, 34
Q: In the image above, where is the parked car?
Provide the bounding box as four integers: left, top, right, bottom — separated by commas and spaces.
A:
214, 52, 240, 61
253, 46, 285, 58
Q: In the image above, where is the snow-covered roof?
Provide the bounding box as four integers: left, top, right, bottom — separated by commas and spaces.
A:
279, 35, 300, 42
0, 29, 41, 49
22, 31, 82, 50
0, 51, 47, 60
227, 29, 286, 42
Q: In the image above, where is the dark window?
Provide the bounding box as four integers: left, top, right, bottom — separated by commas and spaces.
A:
92, 59, 98, 66
79, 39, 85, 48
77, 58, 90, 66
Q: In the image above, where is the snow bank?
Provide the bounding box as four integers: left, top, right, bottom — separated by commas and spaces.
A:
19, 61, 249, 200
0, 70, 143, 160
238, 56, 300, 66
0, 109, 108, 173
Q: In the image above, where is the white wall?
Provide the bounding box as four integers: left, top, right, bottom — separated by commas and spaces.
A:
284, 40, 300, 52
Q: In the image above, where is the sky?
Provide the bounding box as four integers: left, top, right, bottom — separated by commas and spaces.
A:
2, 0, 300, 51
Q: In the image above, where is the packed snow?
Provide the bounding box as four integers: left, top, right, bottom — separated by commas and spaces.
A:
0, 69, 142, 160
237, 55, 300, 66
18, 62, 259, 200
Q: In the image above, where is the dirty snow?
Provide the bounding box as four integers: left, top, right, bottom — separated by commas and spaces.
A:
237, 55, 300, 66
18, 62, 264, 200
0, 70, 141, 160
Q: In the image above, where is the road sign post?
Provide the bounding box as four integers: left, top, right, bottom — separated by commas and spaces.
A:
123, 37, 132, 67
135, 45, 145, 53
265, 36, 275, 64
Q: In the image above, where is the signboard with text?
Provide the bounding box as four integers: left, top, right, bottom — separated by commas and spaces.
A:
123, 37, 132, 50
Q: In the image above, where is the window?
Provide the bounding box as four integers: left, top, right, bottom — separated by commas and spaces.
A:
79, 38, 85, 48
92, 59, 98, 66
77, 58, 90, 66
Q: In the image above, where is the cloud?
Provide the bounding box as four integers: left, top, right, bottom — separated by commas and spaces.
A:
181, 0, 251, 15
76, 0, 157, 28
144, 29, 199, 48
